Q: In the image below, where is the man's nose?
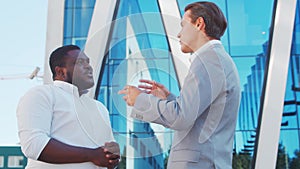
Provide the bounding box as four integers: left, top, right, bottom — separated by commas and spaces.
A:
85, 63, 93, 70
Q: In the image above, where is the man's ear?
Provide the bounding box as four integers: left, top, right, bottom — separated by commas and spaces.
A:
196, 17, 205, 31
54, 66, 67, 80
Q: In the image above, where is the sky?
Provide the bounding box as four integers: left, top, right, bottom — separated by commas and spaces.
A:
0, 1, 48, 144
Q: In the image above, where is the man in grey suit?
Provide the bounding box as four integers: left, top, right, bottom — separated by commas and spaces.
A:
118, 1, 240, 169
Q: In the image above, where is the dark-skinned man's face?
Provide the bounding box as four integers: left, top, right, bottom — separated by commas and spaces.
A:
64, 49, 94, 91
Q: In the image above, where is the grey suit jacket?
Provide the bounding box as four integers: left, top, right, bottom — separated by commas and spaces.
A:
131, 40, 241, 169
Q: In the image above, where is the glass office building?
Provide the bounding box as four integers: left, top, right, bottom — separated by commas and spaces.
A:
43, 0, 300, 168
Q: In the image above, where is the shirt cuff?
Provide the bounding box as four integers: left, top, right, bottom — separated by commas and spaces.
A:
131, 93, 160, 122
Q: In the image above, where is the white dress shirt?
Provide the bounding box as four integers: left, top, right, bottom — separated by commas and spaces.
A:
17, 81, 114, 169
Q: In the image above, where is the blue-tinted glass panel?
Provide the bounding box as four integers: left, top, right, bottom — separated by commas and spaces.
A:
74, 0, 95, 8
108, 13, 169, 59
137, 0, 160, 12
292, 1, 300, 55
278, 130, 300, 164
63, 38, 72, 45
226, 0, 273, 56
63, 0, 94, 47
65, 0, 73, 8
74, 8, 94, 37
64, 9, 73, 38
73, 38, 86, 48
97, 87, 105, 104
100, 62, 108, 86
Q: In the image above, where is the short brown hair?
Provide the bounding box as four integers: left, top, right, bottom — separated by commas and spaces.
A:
185, 1, 227, 40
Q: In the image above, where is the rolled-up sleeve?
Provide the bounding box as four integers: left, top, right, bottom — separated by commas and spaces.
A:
16, 87, 52, 160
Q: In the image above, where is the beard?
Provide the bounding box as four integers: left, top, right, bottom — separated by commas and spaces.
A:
65, 71, 73, 84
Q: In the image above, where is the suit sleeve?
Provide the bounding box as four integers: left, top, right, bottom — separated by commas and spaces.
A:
131, 56, 225, 131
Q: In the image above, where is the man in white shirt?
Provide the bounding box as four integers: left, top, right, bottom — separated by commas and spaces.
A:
118, 2, 240, 169
17, 45, 120, 169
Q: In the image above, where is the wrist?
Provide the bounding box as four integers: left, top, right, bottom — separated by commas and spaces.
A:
86, 147, 103, 163
165, 91, 170, 97
85, 147, 96, 162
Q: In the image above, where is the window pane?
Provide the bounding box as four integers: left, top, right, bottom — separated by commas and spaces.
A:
65, 0, 73, 8
63, 1, 94, 48
64, 9, 73, 38
74, 8, 94, 37
0, 156, 3, 167
74, 0, 95, 8
7, 156, 24, 168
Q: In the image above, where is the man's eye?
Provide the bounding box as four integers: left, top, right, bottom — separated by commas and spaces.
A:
76, 59, 85, 65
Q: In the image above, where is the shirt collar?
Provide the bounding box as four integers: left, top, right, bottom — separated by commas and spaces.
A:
53, 80, 80, 97
189, 40, 222, 63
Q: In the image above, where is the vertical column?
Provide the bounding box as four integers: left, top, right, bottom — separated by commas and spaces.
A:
253, 0, 297, 168
84, 0, 117, 98
43, 0, 65, 84
157, 0, 190, 88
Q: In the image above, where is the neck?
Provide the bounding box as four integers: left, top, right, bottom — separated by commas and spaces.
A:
194, 36, 218, 52
78, 89, 88, 96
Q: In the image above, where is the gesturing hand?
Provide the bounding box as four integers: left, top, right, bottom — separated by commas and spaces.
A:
118, 85, 142, 106
138, 79, 170, 99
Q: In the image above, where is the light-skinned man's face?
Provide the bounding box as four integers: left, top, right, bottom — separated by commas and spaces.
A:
64, 49, 94, 91
177, 10, 199, 53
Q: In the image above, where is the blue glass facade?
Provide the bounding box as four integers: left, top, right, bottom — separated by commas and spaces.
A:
61, 0, 300, 168
96, 1, 177, 168
63, 0, 95, 47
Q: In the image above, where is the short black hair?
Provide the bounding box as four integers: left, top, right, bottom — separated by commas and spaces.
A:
49, 45, 80, 80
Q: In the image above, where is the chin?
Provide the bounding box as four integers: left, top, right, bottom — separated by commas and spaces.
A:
180, 45, 193, 53
181, 48, 192, 53
85, 80, 94, 89
75, 79, 94, 90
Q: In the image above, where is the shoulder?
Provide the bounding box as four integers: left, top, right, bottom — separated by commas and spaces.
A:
18, 85, 55, 109
23, 85, 52, 97
20, 85, 54, 102
94, 100, 109, 112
